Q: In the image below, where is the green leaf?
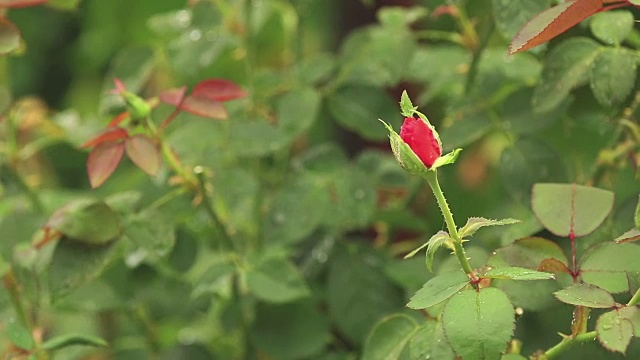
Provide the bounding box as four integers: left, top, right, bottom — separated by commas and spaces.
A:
439, 114, 492, 152
123, 210, 175, 266
246, 255, 310, 303
46, 0, 83, 10
426, 231, 452, 272
480, 267, 554, 281
581, 242, 640, 293
338, 24, 415, 87
263, 173, 327, 244
276, 87, 321, 138
328, 244, 403, 343
492, 0, 550, 40
502, 88, 569, 135
442, 288, 515, 360
589, 10, 634, 46
618, 306, 640, 334
228, 87, 321, 156
192, 260, 235, 298
589, 48, 637, 107
501, 355, 528, 360
362, 314, 419, 360
46, 199, 122, 245
400, 90, 417, 117
459, 217, 521, 239
596, 309, 634, 353
328, 86, 399, 141
533, 37, 600, 112
488, 237, 568, 310
213, 168, 260, 237
404, 230, 448, 259
6, 319, 34, 350
636, 195, 640, 230
407, 271, 469, 310
48, 239, 116, 301
377, 6, 428, 27
0, 17, 21, 55
591, 241, 640, 270
297, 53, 336, 85
554, 283, 615, 308
319, 167, 377, 231
409, 321, 456, 360
406, 46, 468, 101
0, 255, 8, 278
41, 333, 107, 351
500, 139, 568, 203
614, 228, 640, 243
532, 183, 614, 237
250, 299, 330, 360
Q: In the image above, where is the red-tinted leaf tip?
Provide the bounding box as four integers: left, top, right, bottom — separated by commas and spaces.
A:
432, 5, 459, 19
125, 135, 161, 176
509, 0, 603, 54
81, 128, 128, 149
111, 78, 127, 95
159, 85, 227, 120
87, 142, 125, 188
399, 117, 442, 168
159, 86, 187, 106
107, 111, 130, 128
192, 79, 248, 102
0, 17, 22, 55
0, 0, 48, 8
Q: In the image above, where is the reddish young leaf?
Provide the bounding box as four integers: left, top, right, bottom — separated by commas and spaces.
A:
0, 0, 47, 8
111, 78, 127, 95
179, 95, 228, 119
509, 0, 603, 54
191, 79, 248, 102
159, 86, 187, 106
159, 86, 186, 128
159, 84, 228, 120
81, 128, 128, 149
125, 135, 161, 176
107, 111, 130, 128
87, 142, 125, 188
0, 17, 21, 55
538, 258, 572, 274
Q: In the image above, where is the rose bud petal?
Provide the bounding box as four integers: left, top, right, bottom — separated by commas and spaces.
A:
399, 117, 442, 168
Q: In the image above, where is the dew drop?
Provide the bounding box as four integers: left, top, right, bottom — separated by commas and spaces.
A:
273, 212, 286, 224
175, 10, 191, 27
189, 29, 202, 41
205, 30, 218, 42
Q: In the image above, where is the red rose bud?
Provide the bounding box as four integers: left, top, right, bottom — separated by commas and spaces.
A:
399, 117, 442, 168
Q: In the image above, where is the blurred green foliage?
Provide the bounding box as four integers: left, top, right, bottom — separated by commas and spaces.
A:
1, 0, 640, 359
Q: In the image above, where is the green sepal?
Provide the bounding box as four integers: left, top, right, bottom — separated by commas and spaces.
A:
400, 90, 418, 117
380, 120, 429, 176
430, 148, 462, 171
121, 91, 151, 120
